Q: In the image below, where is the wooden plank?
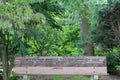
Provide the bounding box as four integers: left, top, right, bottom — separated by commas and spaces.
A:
13, 56, 107, 75
14, 56, 106, 67
13, 67, 107, 75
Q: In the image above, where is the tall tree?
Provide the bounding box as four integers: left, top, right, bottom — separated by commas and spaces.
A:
90, 0, 120, 73
0, 0, 64, 79
61, 0, 107, 56
0, 1, 33, 80
60, 0, 95, 56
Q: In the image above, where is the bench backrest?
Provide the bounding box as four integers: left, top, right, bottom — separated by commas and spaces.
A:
13, 56, 107, 75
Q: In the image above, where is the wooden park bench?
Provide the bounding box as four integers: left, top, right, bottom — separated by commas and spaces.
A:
13, 56, 107, 80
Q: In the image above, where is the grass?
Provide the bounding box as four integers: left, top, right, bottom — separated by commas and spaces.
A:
52, 76, 65, 80
52, 76, 90, 80
72, 76, 90, 80
21, 75, 91, 80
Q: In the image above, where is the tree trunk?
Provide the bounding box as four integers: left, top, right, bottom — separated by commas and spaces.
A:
84, 42, 94, 56
1, 34, 9, 80
80, 17, 94, 56
1, 0, 10, 80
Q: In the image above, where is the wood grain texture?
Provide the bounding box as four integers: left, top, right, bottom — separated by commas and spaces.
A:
15, 56, 106, 67
13, 56, 107, 75
13, 67, 107, 75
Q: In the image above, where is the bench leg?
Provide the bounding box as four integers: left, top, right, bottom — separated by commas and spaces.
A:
22, 75, 29, 80
91, 75, 99, 80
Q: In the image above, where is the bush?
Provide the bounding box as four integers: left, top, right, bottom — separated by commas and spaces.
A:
0, 71, 3, 80
95, 47, 120, 74
106, 53, 119, 73
91, 1, 120, 73
10, 73, 19, 80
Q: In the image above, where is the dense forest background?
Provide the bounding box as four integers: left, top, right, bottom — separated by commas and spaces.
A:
0, 0, 120, 80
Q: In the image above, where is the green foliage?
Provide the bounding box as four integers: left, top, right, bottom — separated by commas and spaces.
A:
10, 73, 19, 80
30, 0, 64, 29
0, 0, 65, 56
59, 25, 81, 56
91, 1, 120, 49
0, 71, 3, 80
95, 47, 120, 73
27, 25, 62, 56
107, 54, 119, 73
89, 1, 120, 73
0, 0, 65, 79
2, 0, 120, 78
0, 0, 32, 36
